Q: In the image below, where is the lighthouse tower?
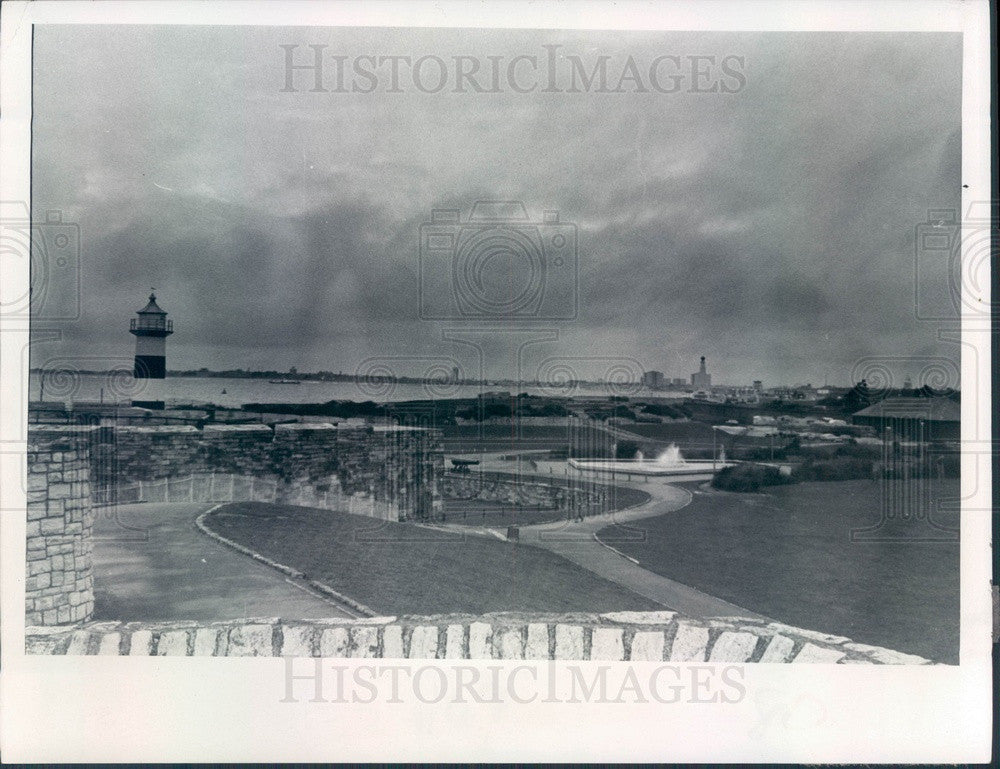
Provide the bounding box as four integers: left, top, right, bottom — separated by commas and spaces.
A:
129, 291, 173, 408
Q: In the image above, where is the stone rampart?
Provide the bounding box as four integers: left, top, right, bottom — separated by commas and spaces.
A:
24, 611, 934, 663
85, 422, 442, 519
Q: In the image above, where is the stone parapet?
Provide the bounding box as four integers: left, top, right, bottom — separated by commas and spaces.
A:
75, 421, 443, 519
24, 611, 934, 663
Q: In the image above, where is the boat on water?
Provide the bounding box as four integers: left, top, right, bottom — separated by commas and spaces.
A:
268, 379, 301, 385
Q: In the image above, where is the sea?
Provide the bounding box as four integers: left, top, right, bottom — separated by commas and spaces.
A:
28, 372, 656, 408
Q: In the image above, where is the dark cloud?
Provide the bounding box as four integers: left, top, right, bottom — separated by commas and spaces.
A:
30, 27, 962, 386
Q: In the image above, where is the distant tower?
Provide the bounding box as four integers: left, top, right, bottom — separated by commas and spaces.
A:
691, 355, 712, 389
129, 291, 173, 407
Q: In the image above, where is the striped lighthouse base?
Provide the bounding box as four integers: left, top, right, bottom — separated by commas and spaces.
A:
134, 354, 166, 379
132, 356, 167, 409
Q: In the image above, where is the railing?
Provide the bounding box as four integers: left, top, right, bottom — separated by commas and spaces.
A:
130, 318, 173, 333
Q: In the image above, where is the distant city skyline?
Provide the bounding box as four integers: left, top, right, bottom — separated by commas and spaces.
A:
30, 27, 962, 389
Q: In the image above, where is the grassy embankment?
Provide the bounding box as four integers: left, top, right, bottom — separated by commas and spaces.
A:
204, 502, 661, 616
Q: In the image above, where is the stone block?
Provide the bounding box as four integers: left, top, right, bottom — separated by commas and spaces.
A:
129, 630, 154, 655
496, 627, 524, 660
97, 633, 122, 655
280, 625, 315, 657
350, 626, 379, 658
40, 518, 66, 536
382, 625, 404, 658
601, 610, 676, 625
157, 630, 190, 656
554, 625, 584, 660
629, 631, 665, 661
792, 643, 846, 664
708, 631, 758, 662
444, 624, 465, 659
669, 623, 709, 662
758, 634, 796, 663
227, 624, 274, 657
767, 622, 850, 646
468, 622, 492, 659
66, 630, 92, 655
525, 623, 550, 659
590, 627, 625, 660
319, 627, 349, 657
408, 626, 438, 659
189, 628, 219, 656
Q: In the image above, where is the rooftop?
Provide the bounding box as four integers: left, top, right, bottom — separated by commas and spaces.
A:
852, 397, 960, 422
137, 292, 167, 315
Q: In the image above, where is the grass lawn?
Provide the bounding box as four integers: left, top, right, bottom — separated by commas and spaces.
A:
204, 502, 661, 616
598, 479, 960, 662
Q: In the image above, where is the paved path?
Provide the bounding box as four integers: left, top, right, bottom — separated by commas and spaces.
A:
92, 502, 352, 622
447, 453, 767, 620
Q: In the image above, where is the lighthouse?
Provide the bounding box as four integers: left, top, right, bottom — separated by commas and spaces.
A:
129, 291, 173, 408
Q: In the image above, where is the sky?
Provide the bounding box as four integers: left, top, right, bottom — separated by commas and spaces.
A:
30, 26, 962, 387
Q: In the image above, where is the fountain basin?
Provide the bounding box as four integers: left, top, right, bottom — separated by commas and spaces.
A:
568, 458, 735, 477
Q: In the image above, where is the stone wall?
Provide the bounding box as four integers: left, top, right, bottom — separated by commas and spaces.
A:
441, 471, 610, 514
87, 422, 443, 520
25, 426, 96, 626
24, 611, 934, 663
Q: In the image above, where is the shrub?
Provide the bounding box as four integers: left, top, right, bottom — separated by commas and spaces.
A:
711, 463, 795, 492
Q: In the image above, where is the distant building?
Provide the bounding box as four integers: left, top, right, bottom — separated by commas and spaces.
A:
752, 380, 763, 392
671, 377, 687, 387
691, 356, 711, 389
851, 397, 960, 442
641, 370, 665, 389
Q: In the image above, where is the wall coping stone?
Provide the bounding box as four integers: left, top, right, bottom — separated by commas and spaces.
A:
25, 612, 936, 663
113, 425, 200, 434
202, 424, 274, 434
273, 422, 338, 433
27, 425, 98, 436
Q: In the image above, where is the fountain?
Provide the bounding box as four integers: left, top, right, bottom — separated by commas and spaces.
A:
567, 443, 734, 478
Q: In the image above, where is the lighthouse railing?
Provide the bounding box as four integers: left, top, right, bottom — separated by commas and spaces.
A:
130, 318, 172, 332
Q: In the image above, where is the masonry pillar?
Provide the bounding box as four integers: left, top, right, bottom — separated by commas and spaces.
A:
25, 426, 95, 625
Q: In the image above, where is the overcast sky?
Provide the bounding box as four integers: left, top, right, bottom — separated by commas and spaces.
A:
31, 26, 961, 387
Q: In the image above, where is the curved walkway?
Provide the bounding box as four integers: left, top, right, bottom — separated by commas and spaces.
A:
92, 502, 353, 621
447, 453, 767, 620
